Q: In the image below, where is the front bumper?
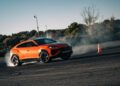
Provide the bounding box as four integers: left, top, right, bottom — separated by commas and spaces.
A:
50, 46, 73, 58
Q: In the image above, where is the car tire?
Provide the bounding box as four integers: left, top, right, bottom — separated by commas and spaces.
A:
40, 51, 51, 63
11, 55, 21, 67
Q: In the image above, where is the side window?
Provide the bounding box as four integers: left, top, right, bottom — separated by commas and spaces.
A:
17, 42, 36, 48
26, 42, 37, 47
17, 43, 27, 48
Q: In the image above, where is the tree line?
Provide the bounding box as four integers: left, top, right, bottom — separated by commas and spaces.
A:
0, 18, 120, 57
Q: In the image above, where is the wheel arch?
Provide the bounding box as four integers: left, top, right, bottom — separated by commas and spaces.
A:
10, 49, 20, 59
39, 49, 49, 56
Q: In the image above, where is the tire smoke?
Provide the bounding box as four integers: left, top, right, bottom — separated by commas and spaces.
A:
5, 51, 15, 67
72, 44, 97, 56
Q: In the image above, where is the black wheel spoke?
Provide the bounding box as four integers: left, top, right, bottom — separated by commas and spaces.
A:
11, 55, 21, 67
40, 51, 50, 63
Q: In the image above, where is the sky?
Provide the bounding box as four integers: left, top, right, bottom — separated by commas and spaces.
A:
0, 0, 120, 35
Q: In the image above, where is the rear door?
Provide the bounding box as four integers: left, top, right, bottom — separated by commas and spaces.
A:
24, 41, 39, 59
17, 42, 30, 59
17, 41, 39, 59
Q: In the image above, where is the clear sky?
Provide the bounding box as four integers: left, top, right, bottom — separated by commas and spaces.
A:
0, 0, 120, 35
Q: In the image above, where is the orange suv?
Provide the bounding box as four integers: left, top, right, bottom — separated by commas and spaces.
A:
10, 38, 73, 66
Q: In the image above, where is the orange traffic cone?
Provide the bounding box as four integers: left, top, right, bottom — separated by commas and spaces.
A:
97, 43, 102, 55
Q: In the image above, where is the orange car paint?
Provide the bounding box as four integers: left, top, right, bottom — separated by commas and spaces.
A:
11, 38, 72, 62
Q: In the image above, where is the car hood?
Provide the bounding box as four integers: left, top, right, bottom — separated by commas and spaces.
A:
42, 42, 69, 48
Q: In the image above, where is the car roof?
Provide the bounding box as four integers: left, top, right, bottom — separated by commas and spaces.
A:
14, 37, 54, 47
30, 37, 53, 41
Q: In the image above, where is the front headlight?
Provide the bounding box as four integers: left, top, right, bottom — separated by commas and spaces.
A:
48, 46, 57, 49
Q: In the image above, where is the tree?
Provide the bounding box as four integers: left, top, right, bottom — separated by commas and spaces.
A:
64, 22, 79, 34
81, 6, 99, 26
29, 30, 37, 37
64, 22, 87, 37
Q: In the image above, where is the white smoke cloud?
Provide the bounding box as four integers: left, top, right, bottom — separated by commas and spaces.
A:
72, 44, 97, 56
5, 51, 15, 67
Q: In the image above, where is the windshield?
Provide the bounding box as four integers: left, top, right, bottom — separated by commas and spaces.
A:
34, 38, 57, 45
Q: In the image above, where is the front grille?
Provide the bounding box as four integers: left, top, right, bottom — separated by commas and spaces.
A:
61, 46, 72, 51
51, 50, 58, 55
51, 46, 72, 56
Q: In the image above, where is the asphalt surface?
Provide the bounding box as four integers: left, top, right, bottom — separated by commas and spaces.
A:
0, 43, 120, 86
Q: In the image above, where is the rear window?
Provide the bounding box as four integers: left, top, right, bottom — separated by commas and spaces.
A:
17, 42, 36, 48
34, 38, 56, 45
